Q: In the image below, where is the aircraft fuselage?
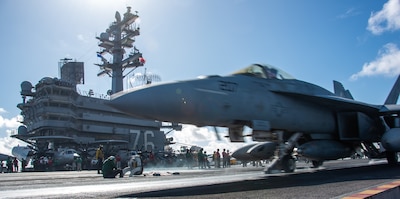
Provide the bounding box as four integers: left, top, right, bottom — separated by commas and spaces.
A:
109, 63, 400, 172
110, 74, 384, 140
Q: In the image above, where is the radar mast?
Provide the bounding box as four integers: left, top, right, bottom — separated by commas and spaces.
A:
95, 6, 145, 94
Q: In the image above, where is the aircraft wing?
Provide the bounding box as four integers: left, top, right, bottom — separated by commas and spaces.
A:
307, 95, 400, 116
0, 153, 10, 161
379, 104, 400, 115
271, 90, 381, 114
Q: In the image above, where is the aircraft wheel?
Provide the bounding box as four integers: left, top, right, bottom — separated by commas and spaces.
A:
386, 151, 400, 165
282, 156, 295, 173
312, 160, 323, 168
264, 167, 275, 174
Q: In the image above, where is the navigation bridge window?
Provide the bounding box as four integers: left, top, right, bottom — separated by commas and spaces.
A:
232, 64, 295, 80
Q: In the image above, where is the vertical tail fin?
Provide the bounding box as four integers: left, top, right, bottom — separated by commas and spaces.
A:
333, 80, 354, 99
384, 75, 400, 105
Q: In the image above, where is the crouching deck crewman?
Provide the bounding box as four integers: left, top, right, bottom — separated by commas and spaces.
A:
102, 156, 123, 178
123, 154, 143, 177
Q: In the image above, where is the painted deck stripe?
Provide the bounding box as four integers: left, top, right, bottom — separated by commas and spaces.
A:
342, 180, 400, 199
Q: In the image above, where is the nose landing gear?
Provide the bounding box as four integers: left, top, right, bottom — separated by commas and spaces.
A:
264, 132, 302, 174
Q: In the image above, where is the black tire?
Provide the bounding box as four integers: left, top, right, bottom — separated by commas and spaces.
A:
312, 160, 323, 168
386, 151, 399, 165
282, 156, 296, 173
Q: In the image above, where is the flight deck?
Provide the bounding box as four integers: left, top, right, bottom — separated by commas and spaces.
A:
1, 159, 399, 199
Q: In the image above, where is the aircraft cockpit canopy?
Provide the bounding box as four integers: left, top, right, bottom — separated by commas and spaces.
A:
232, 64, 295, 80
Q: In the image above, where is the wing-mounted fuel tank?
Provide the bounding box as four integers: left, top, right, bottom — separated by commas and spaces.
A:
231, 143, 257, 160
296, 140, 353, 161
232, 142, 277, 161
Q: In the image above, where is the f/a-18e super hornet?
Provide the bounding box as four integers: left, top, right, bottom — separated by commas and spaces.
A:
109, 63, 400, 173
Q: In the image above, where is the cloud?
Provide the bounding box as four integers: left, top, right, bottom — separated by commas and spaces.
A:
77, 34, 89, 43
0, 129, 26, 156
351, 43, 400, 80
337, 8, 360, 19
367, 0, 400, 35
0, 113, 22, 129
169, 125, 248, 155
0, 111, 26, 156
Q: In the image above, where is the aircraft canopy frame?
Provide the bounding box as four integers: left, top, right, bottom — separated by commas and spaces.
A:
232, 64, 295, 80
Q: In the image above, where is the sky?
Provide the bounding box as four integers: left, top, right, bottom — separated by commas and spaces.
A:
1, 0, 400, 156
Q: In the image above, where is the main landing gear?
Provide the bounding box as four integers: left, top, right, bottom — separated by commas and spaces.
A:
264, 132, 302, 174
386, 151, 400, 165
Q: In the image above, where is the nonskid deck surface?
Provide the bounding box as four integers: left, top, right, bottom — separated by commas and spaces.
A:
0, 159, 397, 199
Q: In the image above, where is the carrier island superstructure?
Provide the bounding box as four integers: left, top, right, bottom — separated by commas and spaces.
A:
11, 7, 180, 171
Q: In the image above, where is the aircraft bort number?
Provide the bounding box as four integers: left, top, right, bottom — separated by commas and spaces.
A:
219, 81, 238, 92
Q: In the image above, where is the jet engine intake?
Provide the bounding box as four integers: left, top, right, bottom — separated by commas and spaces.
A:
381, 128, 400, 151
297, 140, 353, 161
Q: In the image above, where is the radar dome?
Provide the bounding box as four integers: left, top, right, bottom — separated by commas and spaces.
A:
100, 32, 110, 41
20, 81, 33, 96
40, 77, 54, 84
18, 126, 28, 135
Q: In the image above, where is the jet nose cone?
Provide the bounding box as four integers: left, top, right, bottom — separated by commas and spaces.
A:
108, 85, 162, 119
108, 82, 196, 122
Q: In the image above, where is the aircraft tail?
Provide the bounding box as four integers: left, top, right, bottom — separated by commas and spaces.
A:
384, 75, 400, 105
333, 80, 354, 100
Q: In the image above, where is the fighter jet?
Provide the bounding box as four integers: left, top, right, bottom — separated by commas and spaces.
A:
12, 145, 80, 170
109, 63, 400, 173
